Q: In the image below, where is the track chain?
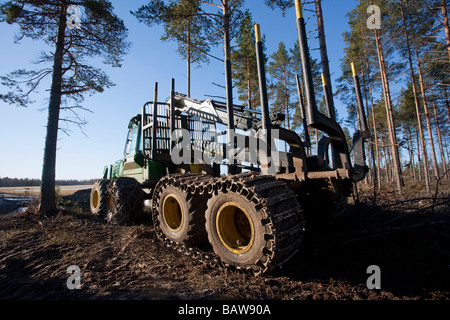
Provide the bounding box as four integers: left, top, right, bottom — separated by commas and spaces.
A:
151, 172, 305, 276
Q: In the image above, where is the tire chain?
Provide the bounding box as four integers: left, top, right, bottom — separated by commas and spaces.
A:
151, 172, 305, 276
107, 178, 144, 225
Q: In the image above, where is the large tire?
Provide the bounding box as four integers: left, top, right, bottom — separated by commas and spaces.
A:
290, 179, 351, 231
90, 179, 112, 217
107, 177, 144, 225
156, 186, 209, 248
205, 177, 304, 272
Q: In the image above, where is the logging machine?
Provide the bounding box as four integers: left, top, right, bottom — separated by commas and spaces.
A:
89, 1, 369, 274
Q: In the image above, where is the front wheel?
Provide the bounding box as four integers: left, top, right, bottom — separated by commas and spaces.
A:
205, 180, 304, 274
107, 177, 144, 225
89, 179, 112, 217
205, 192, 260, 264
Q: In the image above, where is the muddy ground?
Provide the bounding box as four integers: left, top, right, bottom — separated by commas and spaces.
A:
0, 184, 449, 301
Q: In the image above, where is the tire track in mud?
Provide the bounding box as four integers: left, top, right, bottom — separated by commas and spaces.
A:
0, 195, 449, 300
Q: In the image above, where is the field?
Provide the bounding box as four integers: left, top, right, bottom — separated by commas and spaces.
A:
0, 183, 449, 302
0, 185, 93, 197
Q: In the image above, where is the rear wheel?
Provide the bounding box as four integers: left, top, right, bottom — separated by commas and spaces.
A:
290, 179, 351, 230
156, 186, 208, 248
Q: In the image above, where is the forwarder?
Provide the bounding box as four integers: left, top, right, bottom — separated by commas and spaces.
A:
89, 1, 369, 274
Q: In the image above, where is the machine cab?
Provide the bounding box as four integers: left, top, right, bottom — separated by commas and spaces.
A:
121, 115, 145, 180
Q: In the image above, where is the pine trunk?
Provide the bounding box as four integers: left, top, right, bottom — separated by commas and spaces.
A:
430, 84, 449, 179
441, 0, 450, 62
382, 135, 390, 182
38, 8, 66, 213
445, 87, 450, 128
413, 36, 440, 180
406, 128, 416, 180
374, 28, 403, 193
416, 129, 423, 181
399, 0, 430, 191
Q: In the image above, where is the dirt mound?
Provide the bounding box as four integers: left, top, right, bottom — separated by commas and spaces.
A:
0, 186, 449, 300
61, 189, 91, 208
62, 188, 90, 201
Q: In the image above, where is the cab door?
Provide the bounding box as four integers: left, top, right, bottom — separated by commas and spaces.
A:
122, 120, 145, 181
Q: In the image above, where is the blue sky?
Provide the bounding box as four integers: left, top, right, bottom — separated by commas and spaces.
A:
0, 0, 359, 180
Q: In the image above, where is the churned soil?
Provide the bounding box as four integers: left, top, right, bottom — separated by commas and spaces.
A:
0, 185, 449, 300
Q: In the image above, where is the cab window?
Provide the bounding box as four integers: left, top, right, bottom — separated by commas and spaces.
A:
124, 124, 141, 156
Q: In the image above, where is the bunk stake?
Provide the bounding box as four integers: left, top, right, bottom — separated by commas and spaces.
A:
296, 74, 311, 149
170, 78, 176, 155
152, 82, 158, 160
255, 24, 271, 140
351, 63, 368, 133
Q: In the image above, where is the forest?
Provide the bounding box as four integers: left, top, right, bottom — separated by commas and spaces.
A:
336, 0, 450, 195
133, 0, 450, 195
0, 177, 97, 188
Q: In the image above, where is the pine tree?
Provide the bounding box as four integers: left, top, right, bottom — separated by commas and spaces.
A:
407, 2, 441, 181
339, 1, 389, 190
371, 0, 404, 194
398, 83, 421, 180
267, 41, 296, 131
133, 0, 214, 97
440, 0, 450, 62
397, 0, 431, 191
0, 0, 130, 213
231, 10, 260, 109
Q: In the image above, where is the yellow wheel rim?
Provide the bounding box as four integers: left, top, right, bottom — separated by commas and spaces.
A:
92, 189, 99, 209
216, 202, 254, 254
162, 195, 184, 233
